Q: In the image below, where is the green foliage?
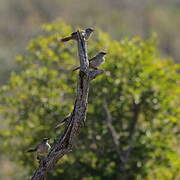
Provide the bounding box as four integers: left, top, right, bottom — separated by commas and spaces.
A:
0, 21, 179, 180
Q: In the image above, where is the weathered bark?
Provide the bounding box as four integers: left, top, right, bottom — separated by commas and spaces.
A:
31, 30, 103, 180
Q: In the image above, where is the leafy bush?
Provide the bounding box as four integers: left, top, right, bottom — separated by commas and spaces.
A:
0, 21, 179, 180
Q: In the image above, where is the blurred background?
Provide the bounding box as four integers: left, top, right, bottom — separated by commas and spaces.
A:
0, 0, 179, 179
0, 0, 180, 84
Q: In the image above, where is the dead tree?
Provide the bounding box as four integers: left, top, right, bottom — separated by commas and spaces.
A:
31, 30, 104, 179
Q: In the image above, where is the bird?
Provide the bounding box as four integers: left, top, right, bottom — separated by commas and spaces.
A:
73, 51, 107, 71
60, 28, 94, 42
55, 113, 72, 129
26, 138, 51, 160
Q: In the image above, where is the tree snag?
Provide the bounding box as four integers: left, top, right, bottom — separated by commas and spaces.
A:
31, 30, 104, 180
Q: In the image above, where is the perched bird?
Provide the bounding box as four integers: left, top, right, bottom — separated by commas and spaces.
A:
61, 28, 94, 42
26, 138, 51, 160
73, 51, 107, 71
55, 113, 72, 129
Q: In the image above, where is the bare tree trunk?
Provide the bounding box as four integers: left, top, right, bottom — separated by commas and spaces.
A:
31, 30, 104, 180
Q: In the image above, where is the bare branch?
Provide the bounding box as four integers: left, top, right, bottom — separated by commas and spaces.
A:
103, 102, 120, 149
119, 99, 141, 172
103, 101, 122, 170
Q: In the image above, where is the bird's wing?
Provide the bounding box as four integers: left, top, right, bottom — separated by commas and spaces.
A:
26, 146, 37, 152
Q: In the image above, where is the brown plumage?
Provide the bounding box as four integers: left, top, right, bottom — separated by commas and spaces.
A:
61, 28, 94, 42
73, 51, 107, 71
26, 138, 51, 160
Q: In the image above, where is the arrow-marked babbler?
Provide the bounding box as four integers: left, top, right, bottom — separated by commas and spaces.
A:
73, 51, 107, 71
61, 28, 94, 42
26, 138, 51, 160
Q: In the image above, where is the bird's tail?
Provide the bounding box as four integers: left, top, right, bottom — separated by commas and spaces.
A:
72, 66, 80, 71
61, 36, 72, 42
26, 148, 37, 153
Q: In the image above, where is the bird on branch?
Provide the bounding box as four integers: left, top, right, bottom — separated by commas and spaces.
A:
26, 138, 51, 160
73, 51, 107, 71
55, 113, 72, 129
60, 28, 94, 42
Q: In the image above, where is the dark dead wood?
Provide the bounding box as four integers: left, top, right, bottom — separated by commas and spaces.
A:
31, 30, 104, 180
